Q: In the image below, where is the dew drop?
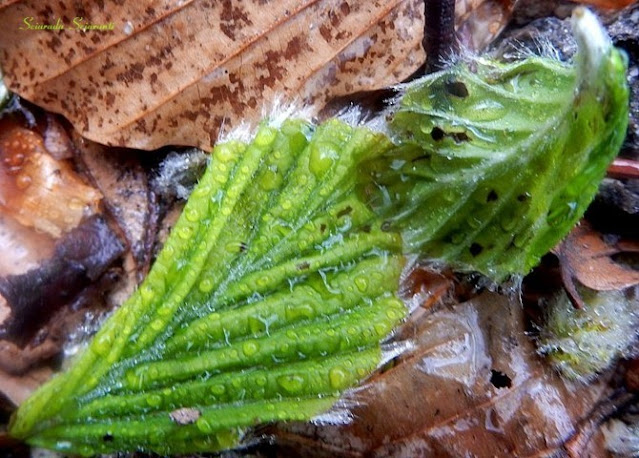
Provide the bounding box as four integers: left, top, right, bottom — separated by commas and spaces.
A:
216, 145, 235, 163
285, 303, 314, 320
386, 309, 401, 320
146, 394, 162, 407
374, 323, 388, 337
354, 276, 368, 293
467, 215, 482, 229
199, 278, 214, 293
277, 374, 305, 393
178, 226, 193, 240
210, 384, 226, 396
329, 367, 347, 389
500, 215, 517, 232
185, 208, 200, 222
242, 341, 259, 356
93, 333, 113, 355
196, 417, 213, 433
140, 285, 155, 301
309, 142, 337, 177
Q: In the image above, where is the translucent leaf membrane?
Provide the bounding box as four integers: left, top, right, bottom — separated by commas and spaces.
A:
359, 10, 629, 280
9, 119, 406, 456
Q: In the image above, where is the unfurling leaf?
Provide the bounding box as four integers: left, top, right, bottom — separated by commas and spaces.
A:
9, 8, 629, 456
362, 8, 629, 280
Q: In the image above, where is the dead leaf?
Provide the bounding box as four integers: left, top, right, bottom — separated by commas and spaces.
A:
0, 366, 52, 407
265, 292, 612, 456
72, 134, 155, 281
557, 221, 639, 292
0, 118, 102, 237
0, 0, 520, 151
456, 0, 517, 51
169, 407, 201, 425
0, 0, 426, 150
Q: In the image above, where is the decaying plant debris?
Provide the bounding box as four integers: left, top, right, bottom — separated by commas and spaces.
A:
0, 0, 637, 456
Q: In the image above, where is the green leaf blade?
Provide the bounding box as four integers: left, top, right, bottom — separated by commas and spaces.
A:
361, 14, 629, 280
10, 116, 404, 455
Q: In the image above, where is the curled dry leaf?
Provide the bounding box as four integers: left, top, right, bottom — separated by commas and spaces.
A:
267, 292, 612, 456
557, 221, 639, 291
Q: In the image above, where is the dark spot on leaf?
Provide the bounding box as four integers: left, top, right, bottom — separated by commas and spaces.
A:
486, 190, 498, 202
337, 206, 353, 218
361, 224, 371, 233
103, 434, 114, 442
431, 127, 444, 141
296, 262, 310, 271
445, 80, 469, 98
490, 369, 512, 389
381, 221, 392, 232
451, 132, 470, 143
469, 243, 483, 257
320, 224, 327, 233
517, 193, 530, 202
239, 242, 247, 252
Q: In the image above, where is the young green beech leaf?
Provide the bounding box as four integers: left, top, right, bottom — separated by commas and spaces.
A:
10, 119, 406, 455
360, 8, 629, 280
9, 8, 628, 456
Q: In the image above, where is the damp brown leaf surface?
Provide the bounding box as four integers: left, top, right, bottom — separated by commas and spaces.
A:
0, 0, 426, 151
558, 221, 639, 291
267, 292, 613, 456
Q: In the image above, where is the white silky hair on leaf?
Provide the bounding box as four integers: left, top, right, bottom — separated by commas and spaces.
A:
264, 95, 314, 129
217, 96, 315, 145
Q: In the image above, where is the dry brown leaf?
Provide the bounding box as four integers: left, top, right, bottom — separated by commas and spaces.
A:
0, 366, 52, 407
72, 134, 155, 280
558, 221, 639, 292
266, 292, 612, 456
0, 0, 519, 151
0, 0, 426, 150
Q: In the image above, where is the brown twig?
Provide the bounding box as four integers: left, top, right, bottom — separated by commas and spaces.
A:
607, 158, 639, 180
423, 0, 457, 73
